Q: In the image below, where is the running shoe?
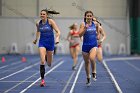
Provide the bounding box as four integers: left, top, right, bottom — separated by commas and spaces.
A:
92, 73, 97, 81
86, 78, 91, 86
72, 66, 76, 70
40, 79, 45, 87
47, 62, 51, 67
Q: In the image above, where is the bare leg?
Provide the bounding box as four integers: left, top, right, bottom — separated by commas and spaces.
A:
89, 48, 97, 81
39, 47, 46, 65
39, 47, 46, 86
82, 52, 91, 86
82, 52, 90, 78
73, 46, 80, 68
91, 60, 96, 74
70, 48, 75, 68
46, 51, 54, 67
97, 47, 103, 62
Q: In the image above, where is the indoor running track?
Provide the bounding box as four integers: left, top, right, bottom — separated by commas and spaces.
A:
0, 54, 140, 93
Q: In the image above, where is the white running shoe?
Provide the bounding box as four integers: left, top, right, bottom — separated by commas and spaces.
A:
92, 73, 97, 81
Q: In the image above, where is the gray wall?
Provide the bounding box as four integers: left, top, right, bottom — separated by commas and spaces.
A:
0, 17, 130, 55
0, 0, 129, 55
1, 0, 127, 18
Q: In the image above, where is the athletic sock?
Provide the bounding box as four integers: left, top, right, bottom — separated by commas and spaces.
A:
40, 65, 45, 79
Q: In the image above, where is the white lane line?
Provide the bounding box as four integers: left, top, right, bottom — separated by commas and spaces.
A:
124, 61, 140, 72
105, 56, 140, 72
61, 59, 82, 93
61, 68, 76, 93
4, 72, 39, 93
0, 64, 31, 74
0, 61, 21, 70
0, 65, 8, 70
69, 60, 84, 93
102, 60, 123, 93
105, 57, 140, 61
19, 61, 64, 93
2, 59, 61, 93
0, 58, 39, 70
10, 61, 23, 65
0, 62, 39, 81
0, 81, 38, 83
0, 81, 112, 84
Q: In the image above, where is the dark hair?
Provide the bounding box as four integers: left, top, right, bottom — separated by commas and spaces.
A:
69, 24, 75, 30
93, 17, 102, 26
41, 9, 48, 14
98, 21, 102, 26
41, 8, 60, 15
84, 11, 94, 23
96, 20, 102, 26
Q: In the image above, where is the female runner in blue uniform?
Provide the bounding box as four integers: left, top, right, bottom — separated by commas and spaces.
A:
33, 9, 60, 87
79, 11, 99, 86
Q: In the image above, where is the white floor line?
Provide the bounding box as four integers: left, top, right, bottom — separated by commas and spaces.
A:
2, 59, 60, 93
0, 58, 40, 70
61, 68, 76, 93
0, 62, 39, 81
69, 60, 84, 93
105, 57, 140, 61
0, 70, 38, 72
61, 59, 82, 93
0, 65, 8, 70
0, 61, 21, 70
4, 72, 40, 93
102, 60, 123, 93
0, 64, 31, 74
124, 61, 140, 72
19, 61, 64, 93
0, 81, 38, 83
